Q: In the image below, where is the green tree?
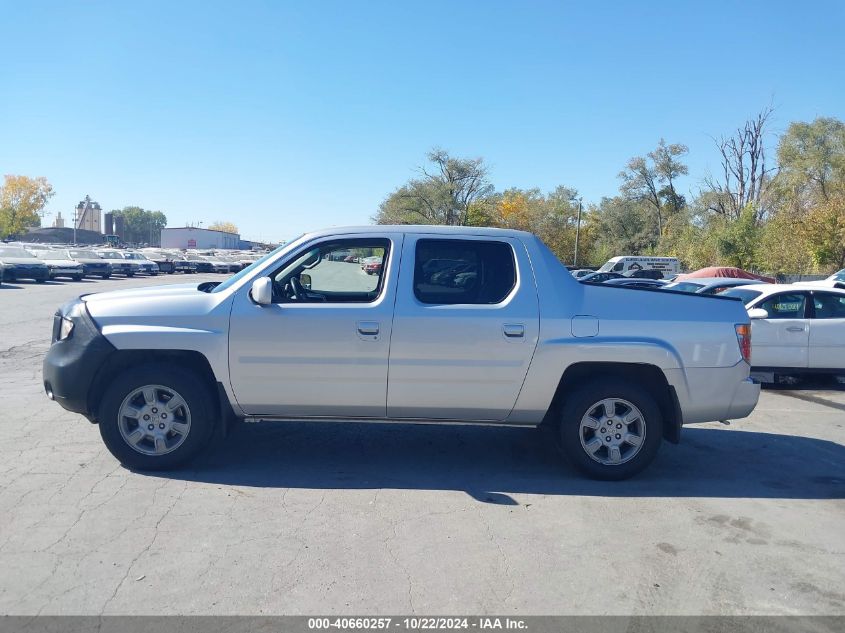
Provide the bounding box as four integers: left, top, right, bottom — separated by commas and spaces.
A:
0, 175, 54, 237
112, 206, 167, 245
713, 205, 760, 270
619, 139, 688, 240
590, 197, 655, 256
777, 117, 845, 202
375, 148, 495, 226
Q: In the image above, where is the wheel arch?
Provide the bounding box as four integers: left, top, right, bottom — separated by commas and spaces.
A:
87, 349, 237, 434
543, 361, 682, 444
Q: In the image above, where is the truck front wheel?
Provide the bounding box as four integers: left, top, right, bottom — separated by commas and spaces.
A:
98, 364, 216, 470
558, 380, 662, 480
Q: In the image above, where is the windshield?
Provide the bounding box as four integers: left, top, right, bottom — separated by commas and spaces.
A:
718, 287, 764, 304
211, 242, 296, 294
0, 247, 35, 258
597, 259, 618, 273
830, 269, 845, 282
33, 250, 72, 261
98, 251, 123, 260
124, 253, 145, 260
67, 250, 99, 259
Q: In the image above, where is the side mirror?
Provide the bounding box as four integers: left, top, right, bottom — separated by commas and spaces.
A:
300, 273, 312, 290
251, 277, 273, 306
748, 308, 769, 320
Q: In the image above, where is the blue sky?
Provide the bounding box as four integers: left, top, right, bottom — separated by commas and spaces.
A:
2, 0, 843, 243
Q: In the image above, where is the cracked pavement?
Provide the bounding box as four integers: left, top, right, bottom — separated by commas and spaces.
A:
1, 274, 844, 615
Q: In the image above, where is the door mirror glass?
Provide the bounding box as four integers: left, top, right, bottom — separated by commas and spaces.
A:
748, 308, 769, 319
299, 273, 312, 289
251, 277, 273, 305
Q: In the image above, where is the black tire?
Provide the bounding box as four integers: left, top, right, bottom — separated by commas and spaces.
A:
36, 278, 47, 284
73, 274, 83, 281
557, 379, 663, 480
126, 272, 135, 277
101, 274, 111, 280
98, 363, 217, 470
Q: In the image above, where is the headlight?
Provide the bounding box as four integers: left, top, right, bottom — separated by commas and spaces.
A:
58, 317, 74, 341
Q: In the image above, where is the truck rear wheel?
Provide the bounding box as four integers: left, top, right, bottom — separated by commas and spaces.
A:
558, 380, 662, 480
98, 364, 216, 470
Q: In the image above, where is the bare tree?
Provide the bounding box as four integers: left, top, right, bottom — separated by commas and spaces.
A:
703, 107, 775, 220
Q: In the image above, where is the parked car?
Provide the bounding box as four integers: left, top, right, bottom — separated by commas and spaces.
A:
97, 250, 139, 276
66, 249, 112, 279
797, 269, 845, 290
28, 248, 85, 281
165, 253, 198, 274
44, 226, 759, 480
570, 269, 595, 279
185, 253, 230, 273
362, 257, 383, 276
579, 271, 625, 283
0, 246, 50, 282
139, 250, 175, 274
624, 268, 664, 280
603, 278, 667, 289
720, 284, 845, 380
123, 252, 160, 275
663, 278, 767, 295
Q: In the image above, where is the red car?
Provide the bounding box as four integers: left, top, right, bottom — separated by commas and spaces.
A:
363, 259, 382, 275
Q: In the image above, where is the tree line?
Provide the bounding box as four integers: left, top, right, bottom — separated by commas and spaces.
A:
374, 111, 845, 274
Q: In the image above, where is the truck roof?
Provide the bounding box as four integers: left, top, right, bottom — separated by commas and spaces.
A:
301, 225, 536, 240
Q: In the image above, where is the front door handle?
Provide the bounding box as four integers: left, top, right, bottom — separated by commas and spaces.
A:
786, 326, 806, 332
503, 323, 525, 338
357, 321, 380, 336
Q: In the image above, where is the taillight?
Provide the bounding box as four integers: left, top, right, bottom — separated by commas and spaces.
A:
735, 323, 751, 364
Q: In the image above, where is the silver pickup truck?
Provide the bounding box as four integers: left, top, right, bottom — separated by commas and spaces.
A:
43, 226, 760, 479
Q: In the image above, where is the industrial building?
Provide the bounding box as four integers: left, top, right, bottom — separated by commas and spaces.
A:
75, 196, 102, 233
161, 226, 242, 250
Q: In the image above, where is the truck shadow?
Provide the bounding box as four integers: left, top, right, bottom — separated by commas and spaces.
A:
153, 422, 845, 501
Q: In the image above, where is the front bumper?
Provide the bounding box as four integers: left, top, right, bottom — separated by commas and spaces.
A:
43, 301, 115, 417
8, 265, 49, 281
49, 266, 84, 278
82, 263, 111, 276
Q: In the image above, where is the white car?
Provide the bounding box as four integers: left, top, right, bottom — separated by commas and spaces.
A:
797, 269, 845, 290
720, 284, 845, 378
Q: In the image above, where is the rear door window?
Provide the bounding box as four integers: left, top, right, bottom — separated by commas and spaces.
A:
811, 293, 845, 319
413, 239, 516, 305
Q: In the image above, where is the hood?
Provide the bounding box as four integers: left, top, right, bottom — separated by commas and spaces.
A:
74, 257, 108, 264
81, 283, 201, 304
41, 258, 82, 266
81, 281, 230, 325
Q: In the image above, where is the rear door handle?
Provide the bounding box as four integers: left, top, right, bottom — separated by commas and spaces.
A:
786, 326, 806, 332
503, 323, 525, 338
357, 321, 380, 336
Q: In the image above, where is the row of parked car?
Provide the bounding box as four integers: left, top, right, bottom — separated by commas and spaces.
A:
0, 243, 264, 284
576, 265, 845, 381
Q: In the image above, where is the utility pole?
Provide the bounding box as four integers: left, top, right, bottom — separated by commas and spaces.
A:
72, 208, 77, 245
573, 197, 583, 266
